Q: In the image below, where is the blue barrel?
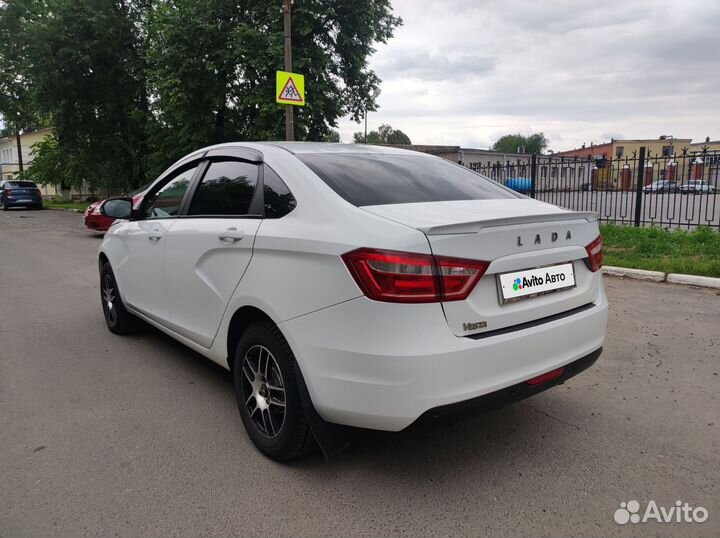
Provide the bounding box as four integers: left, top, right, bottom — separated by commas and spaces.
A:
504, 177, 532, 193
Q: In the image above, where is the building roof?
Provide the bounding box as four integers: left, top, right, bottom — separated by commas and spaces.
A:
690, 140, 720, 146
611, 137, 691, 144
0, 127, 54, 145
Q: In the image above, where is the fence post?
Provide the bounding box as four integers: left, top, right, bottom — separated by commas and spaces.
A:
530, 154, 537, 199
633, 146, 646, 227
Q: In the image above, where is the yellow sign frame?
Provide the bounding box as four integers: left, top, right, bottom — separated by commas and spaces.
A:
276, 71, 305, 106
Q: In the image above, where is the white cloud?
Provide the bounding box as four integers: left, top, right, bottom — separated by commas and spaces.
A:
337, 0, 720, 151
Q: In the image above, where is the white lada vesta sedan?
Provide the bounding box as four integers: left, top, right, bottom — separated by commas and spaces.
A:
99, 142, 608, 460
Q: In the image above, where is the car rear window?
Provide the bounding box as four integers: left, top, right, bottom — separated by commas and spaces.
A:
297, 154, 519, 206
5, 181, 37, 188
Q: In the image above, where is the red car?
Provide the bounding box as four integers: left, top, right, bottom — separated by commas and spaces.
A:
84, 185, 148, 232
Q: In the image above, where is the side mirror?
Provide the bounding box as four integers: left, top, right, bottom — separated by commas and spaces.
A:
101, 197, 133, 220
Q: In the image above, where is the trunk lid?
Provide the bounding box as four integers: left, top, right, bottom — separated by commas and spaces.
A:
362, 199, 602, 336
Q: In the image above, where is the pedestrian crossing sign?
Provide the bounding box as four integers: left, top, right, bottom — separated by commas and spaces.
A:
276, 71, 305, 106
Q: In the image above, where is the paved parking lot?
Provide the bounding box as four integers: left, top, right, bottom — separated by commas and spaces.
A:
1, 209, 718, 538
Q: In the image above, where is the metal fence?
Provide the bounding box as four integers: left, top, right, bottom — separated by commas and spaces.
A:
466, 148, 720, 230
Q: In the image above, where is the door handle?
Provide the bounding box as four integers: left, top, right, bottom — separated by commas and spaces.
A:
148, 230, 163, 242
219, 228, 244, 243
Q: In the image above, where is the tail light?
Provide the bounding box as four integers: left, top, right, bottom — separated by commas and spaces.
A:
341, 248, 488, 303
584, 235, 603, 272
436, 256, 489, 301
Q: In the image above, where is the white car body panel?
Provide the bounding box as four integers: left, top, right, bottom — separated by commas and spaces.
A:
113, 219, 174, 321
100, 142, 608, 432
280, 285, 607, 430
360, 198, 596, 235
163, 218, 262, 347
362, 199, 601, 336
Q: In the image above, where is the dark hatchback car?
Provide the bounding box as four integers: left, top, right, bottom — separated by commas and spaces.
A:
1, 180, 44, 210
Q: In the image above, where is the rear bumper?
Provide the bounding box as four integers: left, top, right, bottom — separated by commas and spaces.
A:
280, 283, 608, 431
416, 347, 601, 424
4, 200, 43, 207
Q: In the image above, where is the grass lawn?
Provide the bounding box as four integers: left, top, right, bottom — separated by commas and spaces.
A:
44, 200, 91, 211
600, 224, 720, 277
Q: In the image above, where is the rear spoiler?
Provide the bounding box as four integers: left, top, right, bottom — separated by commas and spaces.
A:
422, 211, 599, 235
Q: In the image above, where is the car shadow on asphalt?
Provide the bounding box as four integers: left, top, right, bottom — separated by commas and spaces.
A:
131, 319, 588, 473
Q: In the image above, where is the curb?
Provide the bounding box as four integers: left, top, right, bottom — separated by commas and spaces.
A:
666, 273, 720, 289
602, 266, 665, 282
602, 266, 720, 290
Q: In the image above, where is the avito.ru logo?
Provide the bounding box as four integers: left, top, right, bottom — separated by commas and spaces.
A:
512, 272, 566, 292
614, 500, 708, 525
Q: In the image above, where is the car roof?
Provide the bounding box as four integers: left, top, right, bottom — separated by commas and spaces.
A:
244, 141, 432, 157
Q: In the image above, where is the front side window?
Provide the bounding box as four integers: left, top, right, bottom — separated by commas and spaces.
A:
188, 161, 258, 216
144, 165, 198, 219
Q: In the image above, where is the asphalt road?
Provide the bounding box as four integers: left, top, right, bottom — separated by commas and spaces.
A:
1, 209, 718, 538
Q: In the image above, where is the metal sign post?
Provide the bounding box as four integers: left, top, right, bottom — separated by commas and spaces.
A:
283, 0, 293, 141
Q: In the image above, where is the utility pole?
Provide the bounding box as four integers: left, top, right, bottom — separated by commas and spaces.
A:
283, 0, 293, 141
15, 127, 23, 173
364, 110, 368, 144
363, 87, 381, 144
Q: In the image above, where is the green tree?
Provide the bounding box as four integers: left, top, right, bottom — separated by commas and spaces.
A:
146, 0, 401, 168
353, 123, 412, 144
322, 130, 341, 143
1, 0, 400, 189
17, 133, 67, 187
2, 0, 152, 191
0, 0, 48, 152
31, 0, 150, 191
492, 132, 548, 155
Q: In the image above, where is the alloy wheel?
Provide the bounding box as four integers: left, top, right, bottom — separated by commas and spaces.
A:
241, 345, 287, 438
102, 273, 117, 325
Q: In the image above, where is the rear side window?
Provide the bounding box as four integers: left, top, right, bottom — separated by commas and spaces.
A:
297, 154, 519, 206
263, 165, 296, 218
189, 161, 258, 216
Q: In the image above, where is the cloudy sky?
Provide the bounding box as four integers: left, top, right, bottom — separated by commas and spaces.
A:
336, 0, 720, 152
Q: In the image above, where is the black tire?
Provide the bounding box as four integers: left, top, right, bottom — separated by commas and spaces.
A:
233, 321, 312, 461
100, 262, 138, 334
2, 202, 7, 211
